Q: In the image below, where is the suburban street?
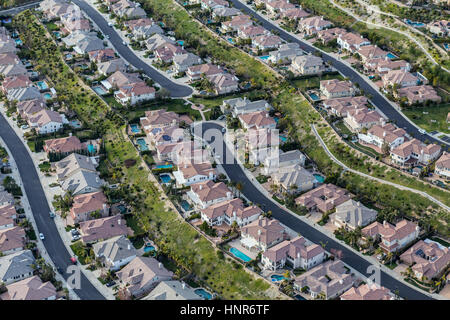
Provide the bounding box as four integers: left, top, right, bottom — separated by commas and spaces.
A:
195, 121, 435, 300
71, 0, 193, 98
0, 113, 105, 300
228, 0, 449, 150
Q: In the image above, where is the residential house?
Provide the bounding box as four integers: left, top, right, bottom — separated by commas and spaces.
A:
0, 204, 16, 230
290, 54, 325, 75
73, 35, 105, 55
187, 180, 233, 209
43, 135, 87, 155
237, 25, 268, 40
186, 63, 223, 81
27, 109, 66, 134
88, 48, 116, 63
173, 162, 216, 187
344, 107, 385, 132
358, 123, 407, 151
7, 86, 41, 102
69, 191, 109, 224
298, 16, 332, 35
357, 45, 387, 63
111, 0, 147, 19
0, 63, 27, 78
427, 20, 449, 37
240, 217, 287, 252
173, 52, 202, 73
148, 126, 185, 147
0, 276, 57, 300
390, 138, 441, 167
252, 34, 283, 51
79, 215, 132, 244
201, 0, 229, 10
333, 199, 378, 230
140, 109, 180, 132
0, 250, 35, 285
125, 18, 164, 39
207, 73, 239, 94
265, 1, 295, 16
295, 184, 351, 213
212, 7, 242, 19
154, 43, 187, 63
382, 70, 418, 89
435, 152, 450, 179
396, 85, 441, 105
143, 280, 203, 300
0, 190, 14, 207
279, 8, 309, 20
316, 27, 346, 44
200, 198, 262, 227
98, 58, 127, 76
263, 149, 306, 175
366, 58, 410, 74
320, 79, 355, 99
337, 32, 370, 53
400, 240, 450, 281
114, 82, 156, 106
102, 70, 144, 91
362, 219, 420, 253
92, 235, 137, 271
238, 110, 276, 130
0, 226, 26, 256
261, 236, 325, 271
1, 75, 32, 95
17, 99, 46, 120
272, 164, 316, 194
221, 97, 272, 116
340, 283, 394, 300
116, 256, 173, 298
268, 42, 304, 64
293, 260, 354, 299
323, 96, 368, 117
221, 15, 253, 33
145, 34, 176, 51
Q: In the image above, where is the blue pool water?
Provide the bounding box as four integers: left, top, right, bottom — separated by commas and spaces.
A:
87, 144, 96, 153
229, 248, 252, 263
314, 174, 325, 183
274, 117, 279, 123
70, 120, 82, 128
15, 39, 22, 45
444, 44, 449, 51
279, 135, 287, 142
177, 40, 184, 46
43, 93, 52, 100
386, 52, 397, 59
180, 200, 191, 211
144, 245, 155, 253
130, 123, 140, 133
271, 274, 288, 282
156, 164, 173, 169
65, 54, 73, 59
1, 18, 11, 24
195, 288, 212, 300
136, 138, 148, 151
36, 81, 48, 90
160, 174, 172, 183
53, 31, 61, 38
308, 93, 320, 101
259, 55, 270, 60
93, 86, 107, 95
404, 19, 425, 28
227, 38, 234, 44
368, 75, 375, 79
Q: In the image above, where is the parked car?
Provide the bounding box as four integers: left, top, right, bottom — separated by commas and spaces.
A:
70, 257, 77, 265
21, 124, 29, 129
108, 22, 113, 27
39, 233, 45, 240
106, 281, 116, 287
49, 211, 55, 218
122, 41, 127, 46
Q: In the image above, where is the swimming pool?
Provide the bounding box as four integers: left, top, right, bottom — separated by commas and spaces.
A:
87, 144, 96, 154
36, 81, 48, 90
43, 93, 52, 100
227, 38, 234, 44
15, 39, 22, 45
194, 288, 212, 300
444, 44, 449, 51
271, 274, 288, 282
93, 86, 107, 95
308, 92, 320, 101
279, 135, 287, 143
229, 247, 252, 263
314, 174, 325, 183
274, 117, 279, 123
144, 244, 155, 253
136, 138, 148, 151
53, 31, 61, 38
180, 200, 191, 211
130, 123, 140, 133
156, 164, 173, 169
177, 40, 184, 46
386, 52, 398, 59
160, 174, 172, 184
259, 55, 270, 61
404, 19, 425, 28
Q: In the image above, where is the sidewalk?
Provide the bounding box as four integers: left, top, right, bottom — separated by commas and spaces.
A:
0, 106, 115, 300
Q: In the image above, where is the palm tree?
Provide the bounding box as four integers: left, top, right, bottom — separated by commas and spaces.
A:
235, 181, 243, 198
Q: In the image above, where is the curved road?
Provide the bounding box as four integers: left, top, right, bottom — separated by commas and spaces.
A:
229, 0, 449, 150
195, 121, 434, 300
0, 114, 105, 300
71, 0, 193, 98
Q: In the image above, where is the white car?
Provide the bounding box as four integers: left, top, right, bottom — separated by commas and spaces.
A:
106, 35, 110, 39
122, 41, 127, 46
39, 233, 45, 240
21, 124, 29, 129
108, 22, 113, 27
418, 129, 426, 135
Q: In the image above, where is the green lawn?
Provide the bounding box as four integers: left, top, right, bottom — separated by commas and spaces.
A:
402, 103, 450, 134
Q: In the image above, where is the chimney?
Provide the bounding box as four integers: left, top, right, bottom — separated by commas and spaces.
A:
69, 132, 72, 137
184, 164, 188, 169
257, 229, 262, 236
383, 220, 387, 227
383, 131, 386, 137
226, 191, 231, 198
118, 219, 121, 225
127, 244, 131, 250
158, 262, 162, 269
339, 279, 343, 284
182, 282, 186, 290
199, 184, 203, 190
265, 113, 269, 118
103, 203, 107, 214
233, 210, 236, 218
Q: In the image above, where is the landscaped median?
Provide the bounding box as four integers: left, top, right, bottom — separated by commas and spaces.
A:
13, 10, 283, 300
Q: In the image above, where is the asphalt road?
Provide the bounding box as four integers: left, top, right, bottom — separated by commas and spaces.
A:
0, 114, 105, 300
71, 0, 193, 98
229, 0, 448, 151
196, 121, 434, 300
